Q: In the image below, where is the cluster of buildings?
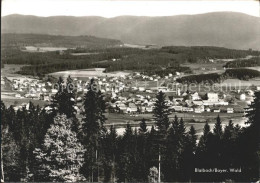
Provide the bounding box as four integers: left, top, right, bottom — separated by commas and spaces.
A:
3, 71, 260, 116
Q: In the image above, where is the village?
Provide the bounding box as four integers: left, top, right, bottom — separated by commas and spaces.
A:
1, 70, 259, 119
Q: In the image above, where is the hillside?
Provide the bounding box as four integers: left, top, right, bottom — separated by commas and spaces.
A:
1, 33, 122, 48
2, 12, 260, 50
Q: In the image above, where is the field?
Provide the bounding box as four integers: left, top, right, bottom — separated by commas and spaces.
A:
23, 46, 68, 52
181, 62, 225, 75
1, 64, 27, 77
49, 68, 131, 78
245, 66, 260, 72
70, 52, 99, 56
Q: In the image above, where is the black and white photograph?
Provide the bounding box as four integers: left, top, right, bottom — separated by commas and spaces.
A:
1, 0, 260, 182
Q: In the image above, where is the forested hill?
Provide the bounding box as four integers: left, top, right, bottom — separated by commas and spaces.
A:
1, 33, 123, 48
2, 12, 260, 50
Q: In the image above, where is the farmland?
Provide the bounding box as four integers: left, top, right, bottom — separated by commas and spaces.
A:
49, 68, 131, 78
2, 33, 260, 77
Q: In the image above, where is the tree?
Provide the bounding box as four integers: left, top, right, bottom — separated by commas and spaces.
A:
33, 115, 85, 182
117, 123, 134, 182
102, 125, 118, 182
195, 121, 214, 181
81, 79, 107, 181
153, 91, 170, 134
1, 101, 20, 181
82, 79, 106, 145
245, 91, 260, 143
213, 115, 223, 138
237, 91, 260, 181
51, 76, 76, 119
182, 126, 197, 181
139, 118, 147, 134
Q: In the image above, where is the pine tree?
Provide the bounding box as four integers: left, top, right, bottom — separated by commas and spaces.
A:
197, 121, 211, 158
101, 125, 118, 182
117, 123, 134, 182
82, 79, 106, 145
33, 115, 86, 182
237, 91, 260, 181
245, 91, 260, 144
81, 79, 107, 181
1, 101, 20, 181
153, 91, 170, 134
195, 121, 214, 181
213, 115, 223, 138
172, 115, 179, 134
51, 76, 76, 119
182, 126, 197, 181
187, 126, 197, 153
178, 118, 186, 137
223, 120, 234, 140
139, 118, 147, 134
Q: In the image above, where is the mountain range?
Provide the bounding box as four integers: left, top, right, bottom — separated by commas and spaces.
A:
2, 12, 260, 50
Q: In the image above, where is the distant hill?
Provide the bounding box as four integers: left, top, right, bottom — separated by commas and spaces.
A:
2, 12, 260, 50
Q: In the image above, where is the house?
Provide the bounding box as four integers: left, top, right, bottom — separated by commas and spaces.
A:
145, 107, 153, 113
51, 89, 58, 94
139, 87, 145, 92
29, 88, 36, 94
191, 92, 201, 100
247, 90, 254, 96
157, 87, 168, 92
44, 95, 50, 101
227, 108, 234, 113
194, 105, 204, 113
205, 107, 211, 112
214, 109, 220, 113
182, 107, 193, 112
207, 93, 218, 102
127, 107, 138, 114
240, 93, 246, 101
194, 107, 203, 113
193, 100, 203, 106
146, 89, 152, 93
15, 94, 21, 98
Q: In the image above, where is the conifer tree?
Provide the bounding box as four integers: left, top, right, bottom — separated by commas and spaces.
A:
117, 123, 134, 182
139, 118, 147, 134
51, 76, 76, 119
182, 126, 197, 181
1, 101, 20, 181
81, 79, 107, 181
153, 91, 170, 134
33, 115, 85, 182
245, 91, 260, 145
172, 115, 179, 134
213, 115, 223, 138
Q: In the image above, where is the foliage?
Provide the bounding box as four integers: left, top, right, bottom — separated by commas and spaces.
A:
224, 68, 260, 80
153, 91, 170, 134
1, 90, 260, 182
224, 57, 260, 68
33, 115, 86, 182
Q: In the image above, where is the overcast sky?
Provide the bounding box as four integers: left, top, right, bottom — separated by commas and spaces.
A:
2, 0, 259, 18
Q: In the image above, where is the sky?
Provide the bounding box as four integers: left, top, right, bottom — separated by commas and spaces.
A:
1, 0, 259, 18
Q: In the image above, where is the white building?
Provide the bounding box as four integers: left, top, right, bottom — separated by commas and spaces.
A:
227, 108, 234, 113
240, 93, 246, 101
207, 93, 218, 102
